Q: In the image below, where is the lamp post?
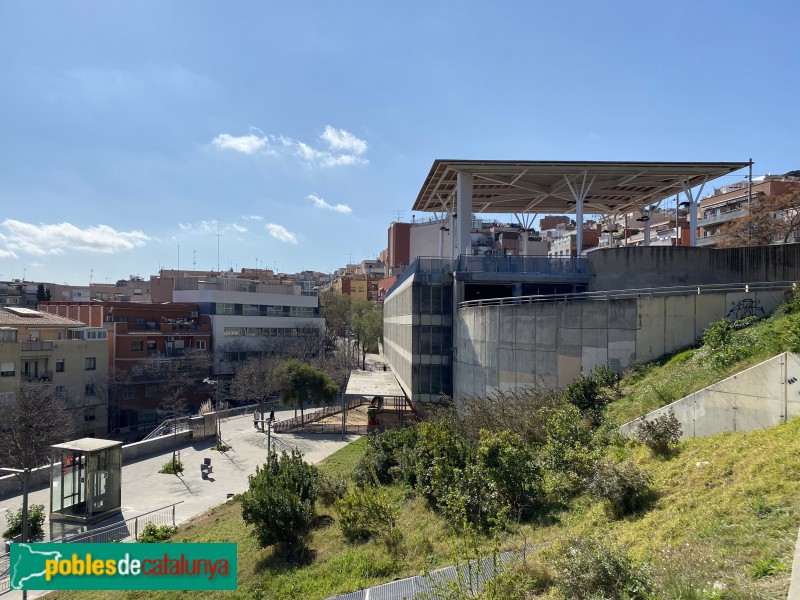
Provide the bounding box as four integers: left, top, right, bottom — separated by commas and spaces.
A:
1, 467, 30, 600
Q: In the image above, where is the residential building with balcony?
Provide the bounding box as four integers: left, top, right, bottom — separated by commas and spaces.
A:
0, 306, 109, 438
698, 175, 800, 247
38, 301, 212, 436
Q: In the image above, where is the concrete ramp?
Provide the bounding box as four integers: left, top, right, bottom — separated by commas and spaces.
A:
620, 352, 800, 440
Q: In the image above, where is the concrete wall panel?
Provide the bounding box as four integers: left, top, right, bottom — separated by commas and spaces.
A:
663, 295, 697, 351
557, 354, 582, 388
635, 297, 666, 362
582, 302, 608, 329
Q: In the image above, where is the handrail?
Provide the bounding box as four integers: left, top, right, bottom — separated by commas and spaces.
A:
459, 281, 798, 308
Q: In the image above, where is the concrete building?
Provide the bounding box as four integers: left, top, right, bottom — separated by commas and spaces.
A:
547, 225, 600, 257
169, 276, 324, 376
0, 306, 110, 437
384, 159, 762, 407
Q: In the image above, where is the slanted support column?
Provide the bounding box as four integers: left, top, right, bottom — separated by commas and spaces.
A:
644, 220, 651, 246
564, 173, 595, 258
456, 172, 473, 258
575, 198, 584, 257
681, 177, 708, 247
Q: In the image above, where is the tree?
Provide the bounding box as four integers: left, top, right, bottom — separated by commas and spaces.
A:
274, 359, 338, 425
240, 449, 318, 557
716, 187, 800, 247
229, 353, 282, 418
35, 283, 51, 302
0, 381, 76, 544
350, 299, 383, 370
320, 291, 352, 351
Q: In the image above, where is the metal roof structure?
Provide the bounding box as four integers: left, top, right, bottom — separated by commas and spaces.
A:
412, 160, 750, 216
344, 369, 405, 398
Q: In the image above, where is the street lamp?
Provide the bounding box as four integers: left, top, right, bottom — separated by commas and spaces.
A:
1, 467, 30, 600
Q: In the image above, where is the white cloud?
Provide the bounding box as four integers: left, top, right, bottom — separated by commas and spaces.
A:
320, 125, 368, 155
181, 220, 247, 235
0, 248, 18, 259
265, 223, 298, 245
231, 224, 247, 233
212, 133, 269, 154
308, 194, 352, 214
0, 220, 150, 256
178, 222, 193, 230
242, 215, 263, 221
211, 126, 368, 167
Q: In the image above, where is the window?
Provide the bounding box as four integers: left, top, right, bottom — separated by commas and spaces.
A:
55, 359, 65, 372
197, 340, 207, 350
131, 341, 143, 352
123, 388, 135, 400
131, 365, 143, 376
85, 383, 97, 396
145, 386, 157, 399
84, 407, 96, 422
215, 303, 234, 315
1, 362, 15, 377
55, 386, 66, 398
85, 357, 96, 370
147, 340, 157, 354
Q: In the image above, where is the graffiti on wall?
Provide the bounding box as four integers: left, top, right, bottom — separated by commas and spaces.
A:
726, 298, 765, 321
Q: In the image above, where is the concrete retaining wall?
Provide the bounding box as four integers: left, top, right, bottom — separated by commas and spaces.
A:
454, 289, 787, 397
620, 352, 800, 440
588, 245, 800, 291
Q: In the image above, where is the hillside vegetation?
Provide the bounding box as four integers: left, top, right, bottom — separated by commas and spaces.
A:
48, 294, 800, 600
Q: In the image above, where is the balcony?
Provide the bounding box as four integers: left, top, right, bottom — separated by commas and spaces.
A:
698, 209, 746, 227
24, 371, 53, 382
20, 341, 54, 352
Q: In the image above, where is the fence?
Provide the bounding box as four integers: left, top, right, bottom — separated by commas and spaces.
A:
0, 502, 182, 594
273, 397, 368, 433
459, 280, 798, 308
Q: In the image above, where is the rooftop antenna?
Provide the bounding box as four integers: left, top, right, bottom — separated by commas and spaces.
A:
89, 269, 93, 287
177, 244, 180, 270
216, 218, 221, 274
193, 250, 196, 270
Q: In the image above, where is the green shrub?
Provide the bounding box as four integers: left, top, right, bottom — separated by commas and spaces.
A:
159, 459, 184, 474
702, 317, 762, 370
476, 429, 543, 520
634, 409, 682, 456
137, 522, 178, 543
565, 371, 606, 418
317, 473, 348, 508
414, 418, 471, 505
240, 449, 318, 554
589, 460, 654, 519
353, 426, 419, 487
437, 461, 508, 532
3, 504, 46, 539
541, 405, 599, 497
336, 483, 397, 542
592, 363, 621, 397
551, 537, 652, 599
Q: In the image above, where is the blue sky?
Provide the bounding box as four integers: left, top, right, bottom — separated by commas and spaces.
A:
1, 1, 798, 285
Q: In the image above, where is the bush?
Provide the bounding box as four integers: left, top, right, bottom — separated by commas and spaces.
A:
592, 363, 621, 397
702, 317, 762, 369
476, 429, 543, 520
137, 522, 178, 543
635, 410, 682, 456
541, 405, 598, 498
353, 427, 418, 487
589, 460, 653, 519
3, 504, 46, 539
240, 449, 318, 554
159, 459, 184, 474
336, 483, 397, 542
552, 537, 652, 599
317, 473, 348, 508
437, 461, 508, 532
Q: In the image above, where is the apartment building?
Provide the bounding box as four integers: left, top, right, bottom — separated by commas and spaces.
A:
698, 175, 800, 246
0, 306, 109, 438
40, 301, 212, 434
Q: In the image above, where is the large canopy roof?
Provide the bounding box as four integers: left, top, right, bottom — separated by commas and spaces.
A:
412, 160, 749, 215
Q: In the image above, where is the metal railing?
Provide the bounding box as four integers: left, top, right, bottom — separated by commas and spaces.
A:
459, 281, 798, 308
273, 397, 368, 433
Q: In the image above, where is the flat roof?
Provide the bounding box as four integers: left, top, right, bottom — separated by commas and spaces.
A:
345, 370, 405, 398
52, 438, 123, 452
412, 160, 749, 215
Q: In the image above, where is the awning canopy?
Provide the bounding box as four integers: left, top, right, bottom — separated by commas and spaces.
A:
412, 160, 750, 216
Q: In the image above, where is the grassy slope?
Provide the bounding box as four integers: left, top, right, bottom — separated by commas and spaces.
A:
519, 419, 800, 598
607, 306, 796, 425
